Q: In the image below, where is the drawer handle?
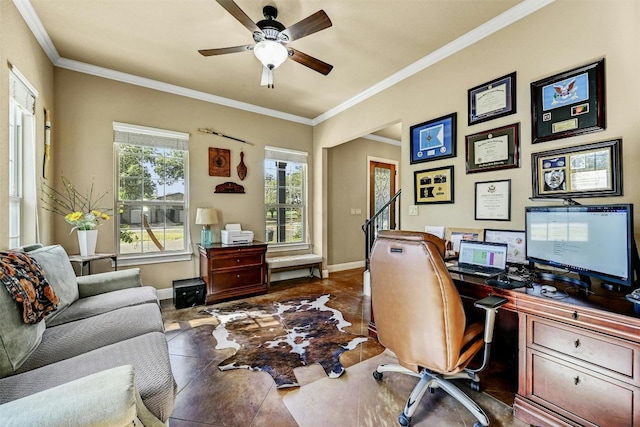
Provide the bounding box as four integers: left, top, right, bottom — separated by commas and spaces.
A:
237, 259, 241, 263
572, 311, 579, 320
574, 376, 580, 385
574, 339, 581, 348
237, 274, 240, 278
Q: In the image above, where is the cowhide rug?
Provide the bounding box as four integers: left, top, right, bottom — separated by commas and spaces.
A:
205, 294, 369, 388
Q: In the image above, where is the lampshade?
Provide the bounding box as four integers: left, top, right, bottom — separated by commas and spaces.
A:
195, 208, 218, 225
253, 40, 288, 70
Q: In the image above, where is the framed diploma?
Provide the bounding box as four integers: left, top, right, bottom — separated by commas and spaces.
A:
414, 165, 454, 204
531, 139, 622, 199
410, 113, 456, 164
468, 72, 516, 126
465, 123, 520, 174
531, 59, 605, 144
475, 179, 511, 221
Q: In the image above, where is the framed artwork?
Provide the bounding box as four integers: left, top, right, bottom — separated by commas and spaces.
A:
414, 165, 454, 204
531, 59, 606, 144
209, 148, 231, 177
531, 139, 622, 199
446, 227, 483, 253
465, 123, 520, 174
468, 72, 516, 126
475, 179, 511, 221
410, 113, 457, 164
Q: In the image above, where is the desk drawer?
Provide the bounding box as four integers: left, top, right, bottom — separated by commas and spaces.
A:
530, 353, 633, 427
211, 266, 265, 290
530, 317, 634, 378
210, 254, 263, 270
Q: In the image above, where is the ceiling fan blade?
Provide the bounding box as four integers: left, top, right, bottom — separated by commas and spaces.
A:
281, 10, 332, 42
216, 0, 261, 34
289, 48, 333, 75
198, 45, 253, 56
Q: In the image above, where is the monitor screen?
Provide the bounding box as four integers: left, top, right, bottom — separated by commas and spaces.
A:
525, 204, 634, 287
484, 229, 528, 265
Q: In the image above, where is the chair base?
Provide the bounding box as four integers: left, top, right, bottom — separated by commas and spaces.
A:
373, 363, 489, 427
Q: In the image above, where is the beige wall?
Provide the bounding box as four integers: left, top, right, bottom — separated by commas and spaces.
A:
51, 69, 312, 290
327, 138, 400, 266
314, 1, 640, 261
1, 0, 55, 245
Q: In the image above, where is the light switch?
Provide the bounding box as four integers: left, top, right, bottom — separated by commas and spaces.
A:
409, 205, 419, 216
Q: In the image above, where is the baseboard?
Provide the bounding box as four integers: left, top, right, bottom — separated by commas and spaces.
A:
327, 261, 365, 273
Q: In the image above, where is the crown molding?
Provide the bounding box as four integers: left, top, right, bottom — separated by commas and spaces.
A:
362, 134, 401, 147
312, 0, 555, 125
16, 0, 554, 127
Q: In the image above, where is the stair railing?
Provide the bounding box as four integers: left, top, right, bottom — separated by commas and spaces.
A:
362, 189, 401, 271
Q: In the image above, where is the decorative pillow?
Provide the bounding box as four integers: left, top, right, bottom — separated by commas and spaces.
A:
0, 251, 59, 324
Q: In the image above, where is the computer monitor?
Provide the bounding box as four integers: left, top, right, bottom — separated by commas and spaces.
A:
483, 229, 528, 266
525, 204, 637, 289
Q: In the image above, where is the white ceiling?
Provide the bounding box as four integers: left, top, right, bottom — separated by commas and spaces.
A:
18, 0, 553, 135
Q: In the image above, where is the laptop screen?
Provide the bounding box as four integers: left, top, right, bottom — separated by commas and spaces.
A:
457, 241, 508, 270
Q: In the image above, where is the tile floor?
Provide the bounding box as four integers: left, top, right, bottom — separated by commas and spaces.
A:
161, 268, 518, 427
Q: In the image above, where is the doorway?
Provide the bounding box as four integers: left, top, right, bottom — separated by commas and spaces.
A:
368, 160, 397, 231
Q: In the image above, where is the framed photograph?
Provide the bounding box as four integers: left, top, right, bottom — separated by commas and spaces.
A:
410, 113, 457, 164
531, 59, 605, 144
446, 227, 483, 253
468, 72, 516, 126
475, 179, 511, 221
465, 123, 520, 174
414, 165, 454, 204
531, 139, 622, 199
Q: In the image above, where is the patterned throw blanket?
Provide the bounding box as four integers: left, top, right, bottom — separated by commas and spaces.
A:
0, 251, 59, 323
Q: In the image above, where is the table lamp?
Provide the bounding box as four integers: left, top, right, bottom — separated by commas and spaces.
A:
195, 208, 218, 246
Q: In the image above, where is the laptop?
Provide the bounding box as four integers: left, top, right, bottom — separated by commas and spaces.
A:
447, 241, 508, 278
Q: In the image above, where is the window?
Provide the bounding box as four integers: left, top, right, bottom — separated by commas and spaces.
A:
114, 122, 189, 261
264, 146, 307, 246
9, 67, 37, 249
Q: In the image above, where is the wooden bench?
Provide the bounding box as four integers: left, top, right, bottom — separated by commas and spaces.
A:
266, 254, 323, 287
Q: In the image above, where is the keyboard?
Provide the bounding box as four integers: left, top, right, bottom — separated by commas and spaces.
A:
447, 264, 502, 278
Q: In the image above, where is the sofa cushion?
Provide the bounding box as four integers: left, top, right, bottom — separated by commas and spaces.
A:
0, 283, 45, 378
27, 245, 79, 322
0, 332, 176, 423
46, 286, 159, 327
0, 251, 59, 324
16, 303, 164, 373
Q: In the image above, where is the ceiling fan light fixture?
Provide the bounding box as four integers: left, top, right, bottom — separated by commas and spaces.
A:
253, 40, 288, 70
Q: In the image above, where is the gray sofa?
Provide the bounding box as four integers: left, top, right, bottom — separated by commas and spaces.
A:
0, 244, 176, 426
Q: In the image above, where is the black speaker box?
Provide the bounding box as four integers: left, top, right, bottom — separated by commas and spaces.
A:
173, 278, 205, 309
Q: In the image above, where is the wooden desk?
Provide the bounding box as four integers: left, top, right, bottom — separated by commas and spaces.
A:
370, 273, 640, 427
68, 253, 117, 276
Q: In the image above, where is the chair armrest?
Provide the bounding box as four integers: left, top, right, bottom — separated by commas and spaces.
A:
0, 365, 165, 427
474, 295, 508, 344
77, 268, 142, 298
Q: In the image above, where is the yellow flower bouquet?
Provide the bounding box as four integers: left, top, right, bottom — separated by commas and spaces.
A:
41, 176, 112, 233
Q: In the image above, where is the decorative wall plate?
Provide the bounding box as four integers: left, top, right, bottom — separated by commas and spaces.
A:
209, 148, 231, 177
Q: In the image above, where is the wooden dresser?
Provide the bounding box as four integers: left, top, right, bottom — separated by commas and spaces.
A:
198, 242, 267, 304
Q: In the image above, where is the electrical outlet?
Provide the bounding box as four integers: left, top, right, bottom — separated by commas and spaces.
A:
409, 205, 419, 216
355, 208, 362, 215
350, 208, 356, 215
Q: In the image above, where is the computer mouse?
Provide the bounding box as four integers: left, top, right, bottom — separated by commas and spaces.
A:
541, 284, 557, 294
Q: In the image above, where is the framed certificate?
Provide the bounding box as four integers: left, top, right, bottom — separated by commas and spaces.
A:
468, 72, 516, 126
410, 113, 457, 164
475, 179, 511, 221
414, 165, 454, 204
465, 123, 520, 174
531, 59, 605, 144
531, 139, 622, 199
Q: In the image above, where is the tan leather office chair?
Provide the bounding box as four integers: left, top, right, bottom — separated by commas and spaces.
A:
370, 230, 506, 427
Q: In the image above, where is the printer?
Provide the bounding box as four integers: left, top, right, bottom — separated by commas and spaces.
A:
221, 223, 254, 245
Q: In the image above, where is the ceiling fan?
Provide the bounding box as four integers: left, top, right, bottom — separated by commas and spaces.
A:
199, 0, 333, 88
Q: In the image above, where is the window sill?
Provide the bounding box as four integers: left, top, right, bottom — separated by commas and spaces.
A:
117, 251, 193, 267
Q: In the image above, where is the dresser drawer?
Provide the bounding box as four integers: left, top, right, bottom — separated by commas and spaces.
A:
530, 352, 634, 427
210, 253, 264, 270
530, 317, 634, 379
210, 266, 265, 291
